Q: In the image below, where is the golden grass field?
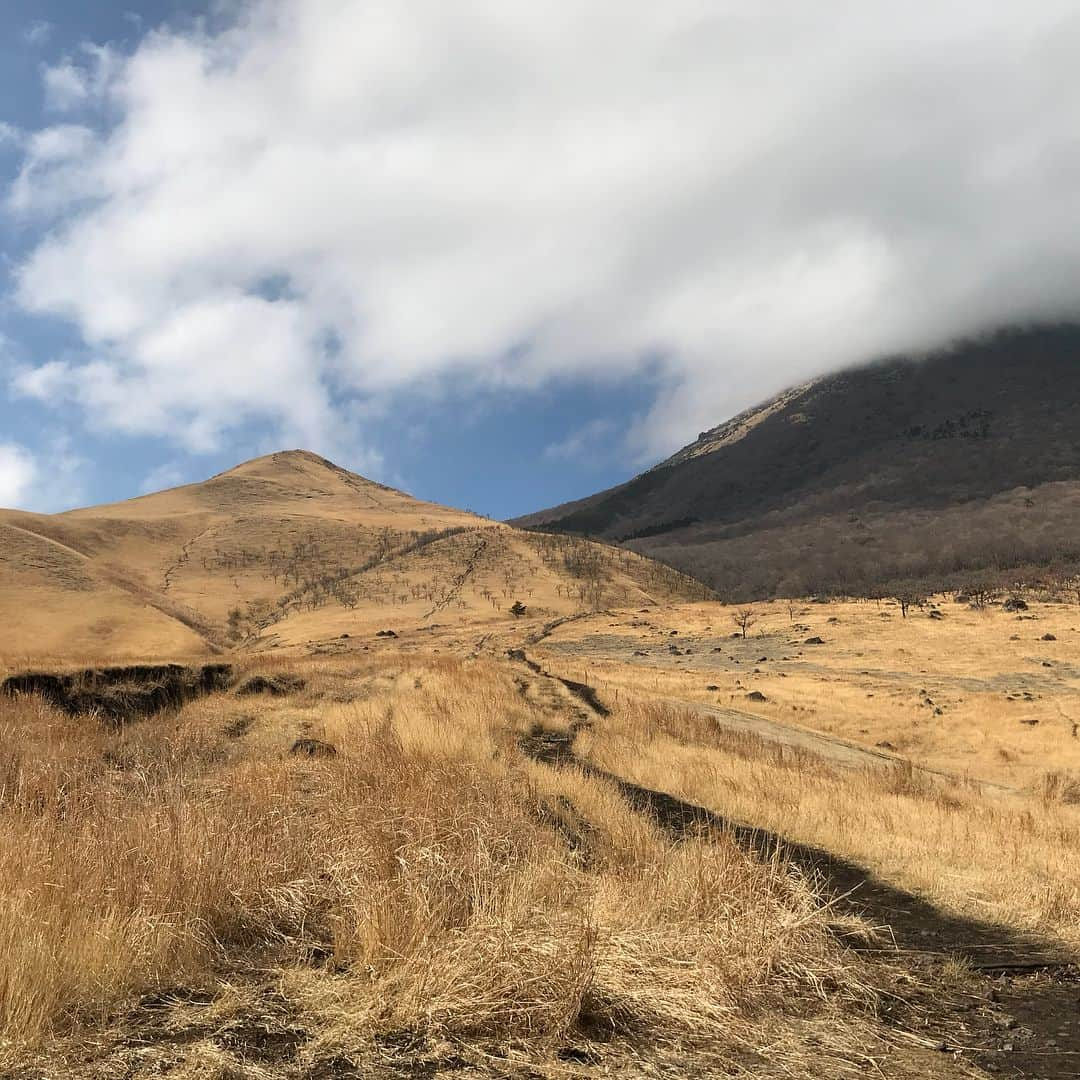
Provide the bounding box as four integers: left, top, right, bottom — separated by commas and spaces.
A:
3, 453, 1080, 1077
0, 647, 974, 1079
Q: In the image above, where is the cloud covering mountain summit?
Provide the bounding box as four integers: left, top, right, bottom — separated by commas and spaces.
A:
8, 0, 1080, 465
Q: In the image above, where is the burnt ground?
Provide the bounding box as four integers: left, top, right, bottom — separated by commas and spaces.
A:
511, 651, 1080, 1079
1, 663, 234, 724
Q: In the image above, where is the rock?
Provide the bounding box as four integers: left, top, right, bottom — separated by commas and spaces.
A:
1002, 597, 1028, 612
1042, 633, 1057, 641
1020, 718, 1040, 726
706, 684, 719, 691
875, 740, 896, 750
804, 636, 826, 645
376, 629, 398, 638
290, 738, 337, 758
929, 610, 945, 620
339, 633, 350, 639
745, 690, 767, 702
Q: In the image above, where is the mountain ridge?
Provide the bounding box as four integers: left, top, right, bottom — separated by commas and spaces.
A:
515, 323, 1080, 599
0, 450, 707, 661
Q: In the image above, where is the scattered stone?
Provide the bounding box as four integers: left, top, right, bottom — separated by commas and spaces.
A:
706, 684, 719, 691
1042, 633, 1058, 641
376, 629, 399, 638
875, 740, 896, 750
929, 610, 945, 620
1002, 597, 1028, 612
745, 690, 768, 702
339, 633, 350, 639
1020, 718, 1040, 726
290, 738, 337, 758
804, 636, 826, 645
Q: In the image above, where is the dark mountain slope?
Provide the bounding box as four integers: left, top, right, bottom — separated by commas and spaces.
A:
515, 325, 1080, 598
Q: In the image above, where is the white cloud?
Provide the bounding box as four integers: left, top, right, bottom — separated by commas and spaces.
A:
42, 63, 91, 111
140, 461, 188, 493
0, 443, 38, 507
0, 437, 86, 511
23, 21, 53, 47
544, 419, 618, 464
8, 1, 1080, 465
7, 125, 101, 214
42, 45, 122, 112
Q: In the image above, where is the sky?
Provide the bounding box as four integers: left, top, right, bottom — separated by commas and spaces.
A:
3, 2, 1080, 518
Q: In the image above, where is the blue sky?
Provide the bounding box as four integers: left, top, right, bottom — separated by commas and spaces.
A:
3, 2, 1080, 516
0, 1, 669, 516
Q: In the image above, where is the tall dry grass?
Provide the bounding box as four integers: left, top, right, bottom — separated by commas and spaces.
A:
0, 654, 895, 1075
573, 692, 1080, 945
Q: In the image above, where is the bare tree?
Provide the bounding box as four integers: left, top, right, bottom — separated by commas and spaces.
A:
895, 590, 926, 618
732, 607, 757, 639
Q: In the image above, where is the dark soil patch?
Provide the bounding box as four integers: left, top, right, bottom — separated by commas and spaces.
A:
235, 673, 307, 697
555, 676, 610, 717
290, 737, 337, 758
2, 663, 233, 725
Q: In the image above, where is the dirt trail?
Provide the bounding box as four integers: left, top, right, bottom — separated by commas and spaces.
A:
507, 650, 1080, 1078
655, 694, 1020, 796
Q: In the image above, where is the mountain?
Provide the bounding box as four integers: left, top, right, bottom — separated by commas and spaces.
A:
515, 324, 1080, 599
0, 450, 705, 661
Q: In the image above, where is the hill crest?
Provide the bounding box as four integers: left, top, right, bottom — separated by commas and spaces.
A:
0, 450, 708, 662
516, 324, 1080, 599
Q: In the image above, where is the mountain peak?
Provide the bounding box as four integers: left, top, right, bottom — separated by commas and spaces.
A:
518, 323, 1080, 599
216, 448, 359, 480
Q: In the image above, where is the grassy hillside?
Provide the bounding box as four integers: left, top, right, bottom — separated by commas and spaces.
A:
0, 450, 709, 663
516, 325, 1080, 599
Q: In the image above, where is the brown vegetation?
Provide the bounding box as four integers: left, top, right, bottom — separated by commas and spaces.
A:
0, 652, 932, 1078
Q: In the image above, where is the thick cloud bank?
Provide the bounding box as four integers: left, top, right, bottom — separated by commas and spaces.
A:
9, 1, 1080, 462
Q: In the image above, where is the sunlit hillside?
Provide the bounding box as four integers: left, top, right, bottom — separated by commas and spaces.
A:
0, 450, 708, 662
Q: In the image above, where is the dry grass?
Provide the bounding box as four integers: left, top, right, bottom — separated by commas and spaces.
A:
538, 596, 1080, 789
571, 691, 1080, 948
0, 652, 920, 1078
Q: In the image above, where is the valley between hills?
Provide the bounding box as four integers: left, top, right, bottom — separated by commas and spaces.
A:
3, 448, 1080, 1078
